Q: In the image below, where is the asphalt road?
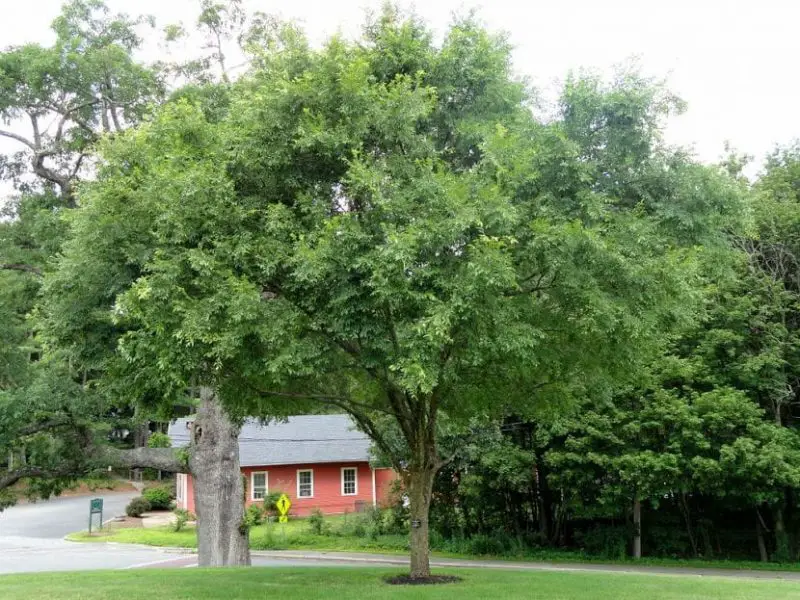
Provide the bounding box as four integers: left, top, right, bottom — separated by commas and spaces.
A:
0, 491, 137, 539
0, 492, 362, 573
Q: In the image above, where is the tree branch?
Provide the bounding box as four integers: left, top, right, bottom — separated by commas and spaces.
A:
1, 263, 43, 277
0, 467, 68, 491
16, 417, 71, 437
102, 446, 188, 473
0, 129, 36, 151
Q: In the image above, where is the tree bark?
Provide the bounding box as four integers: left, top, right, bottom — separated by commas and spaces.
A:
534, 458, 553, 542
104, 446, 186, 473
756, 509, 769, 563
774, 504, 790, 561
632, 494, 642, 559
679, 492, 698, 557
407, 465, 437, 579
189, 388, 250, 567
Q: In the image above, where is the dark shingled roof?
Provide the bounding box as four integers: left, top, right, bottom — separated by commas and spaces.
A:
167, 414, 372, 467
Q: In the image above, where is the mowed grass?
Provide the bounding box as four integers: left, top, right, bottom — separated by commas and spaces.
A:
69, 517, 412, 553
68, 523, 800, 573
1, 567, 800, 600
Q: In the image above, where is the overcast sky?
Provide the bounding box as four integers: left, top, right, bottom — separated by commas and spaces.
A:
2, 0, 799, 182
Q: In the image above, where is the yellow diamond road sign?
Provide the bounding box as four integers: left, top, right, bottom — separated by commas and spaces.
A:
278, 515, 288, 523
276, 493, 291, 517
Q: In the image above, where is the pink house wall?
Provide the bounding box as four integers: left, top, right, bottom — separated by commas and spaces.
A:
177, 464, 396, 517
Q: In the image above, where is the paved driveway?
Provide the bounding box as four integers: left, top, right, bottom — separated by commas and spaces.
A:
0, 491, 136, 539
0, 492, 360, 573
0, 491, 168, 574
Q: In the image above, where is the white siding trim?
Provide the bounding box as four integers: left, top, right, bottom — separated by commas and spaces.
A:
371, 468, 377, 506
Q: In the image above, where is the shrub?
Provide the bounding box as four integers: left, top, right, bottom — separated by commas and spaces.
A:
262, 492, 283, 515
147, 432, 171, 448
465, 534, 508, 556
142, 486, 173, 510
245, 503, 265, 527
172, 508, 191, 532
125, 496, 151, 518
576, 525, 629, 560
308, 508, 326, 535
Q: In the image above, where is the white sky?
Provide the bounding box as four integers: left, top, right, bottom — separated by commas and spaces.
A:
1, 0, 799, 186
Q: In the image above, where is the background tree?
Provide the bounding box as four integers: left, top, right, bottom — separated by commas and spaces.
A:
0, 0, 165, 499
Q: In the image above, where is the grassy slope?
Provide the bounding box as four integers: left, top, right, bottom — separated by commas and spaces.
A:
68, 523, 800, 573
1, 568, 799, 600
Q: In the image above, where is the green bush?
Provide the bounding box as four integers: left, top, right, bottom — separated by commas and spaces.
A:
308, 509, 326, 535
142, 486, 173, 510
576, 525, 629, 560
125, 496, 151, 518
147, 432, 171, 448
245, 503, 265, 527
172, 508, 191, 532
262, 492, 283, 515
464, 534, 508, 556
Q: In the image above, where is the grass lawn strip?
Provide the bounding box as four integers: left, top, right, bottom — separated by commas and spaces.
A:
1, 568, 800, 600
67, 523, 800, 574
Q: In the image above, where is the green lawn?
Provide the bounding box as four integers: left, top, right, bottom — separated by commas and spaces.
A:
67, 522, 800, 573
69, 517, 414, 553
1, 567, 799, 600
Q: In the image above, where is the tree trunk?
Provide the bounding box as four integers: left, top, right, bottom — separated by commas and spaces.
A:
632, 494, 642, 560
774, 504, 790, 561
534, 455, 552, 542
756, 509, 769, 563
679, 493, 698, 556
131, 410, 150, 483
407, 466, 436, 579
189, 387, 250, 567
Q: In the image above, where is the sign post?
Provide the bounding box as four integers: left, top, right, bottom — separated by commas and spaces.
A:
88, 498, 103, 534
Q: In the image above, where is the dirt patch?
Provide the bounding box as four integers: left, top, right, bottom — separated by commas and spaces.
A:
384, 575, 462, 586
105, 516, 144, 530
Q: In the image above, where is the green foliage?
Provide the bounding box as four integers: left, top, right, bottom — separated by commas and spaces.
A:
245, 503, 266, 527
262, 492, 283, 514
308, 509, 326, 535
142, 486, 174, 510
172, 508, 192, 532
147, 433, 171, 448
125, 496, 151, 518
575, 525, 630, 560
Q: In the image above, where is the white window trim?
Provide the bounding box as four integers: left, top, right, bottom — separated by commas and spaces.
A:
251, 471, 268, 501
176, 473, 184, 502
341, 467, 358, 496
297, 469, 314, 498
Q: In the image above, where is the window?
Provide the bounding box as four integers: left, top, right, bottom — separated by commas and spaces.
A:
341, 467, 358, 496
176, 474, 184, 501
251, 472, 267, 501
297, 469, 314, 498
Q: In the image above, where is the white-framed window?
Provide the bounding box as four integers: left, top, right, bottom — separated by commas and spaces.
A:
297, 469, 314, 498
251, 471, 268, 501
341, 467, 358, 496
176, 473, 184, 502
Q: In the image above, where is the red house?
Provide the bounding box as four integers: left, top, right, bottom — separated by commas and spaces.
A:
170, 415, 396, 516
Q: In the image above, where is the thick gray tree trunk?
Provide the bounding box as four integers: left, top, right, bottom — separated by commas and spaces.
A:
189, 387, 250, 567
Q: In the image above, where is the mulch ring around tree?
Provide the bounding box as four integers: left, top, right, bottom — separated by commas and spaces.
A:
384, 574, 462, 586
